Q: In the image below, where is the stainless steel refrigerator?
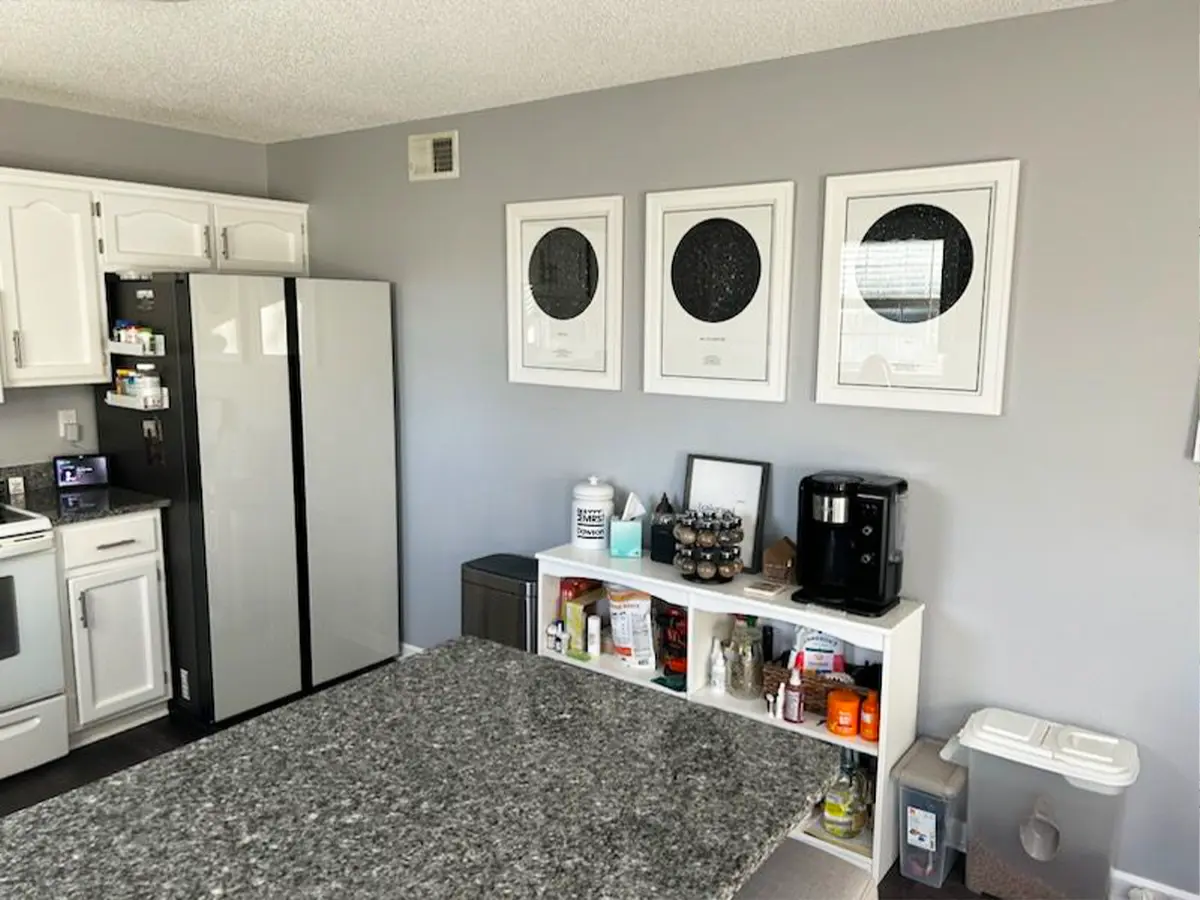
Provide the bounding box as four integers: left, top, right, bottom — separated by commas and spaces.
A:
96, 273, 399, 725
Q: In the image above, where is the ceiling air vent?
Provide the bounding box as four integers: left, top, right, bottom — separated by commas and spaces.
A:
408, 130, 459, 181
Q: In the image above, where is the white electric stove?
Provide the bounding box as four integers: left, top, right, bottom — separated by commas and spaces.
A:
0, 502, 68, 781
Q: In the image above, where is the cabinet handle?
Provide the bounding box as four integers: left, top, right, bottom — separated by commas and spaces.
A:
202, 225, 212, 259
11, 330, 21, 368
79, 593, 89, 628
220, 227, 229, 259
96, 538, 137, 551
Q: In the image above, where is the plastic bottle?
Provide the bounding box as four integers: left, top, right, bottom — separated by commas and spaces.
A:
860, 690, 880, 742
709, 637, 727, 694
783, 667, 805, 723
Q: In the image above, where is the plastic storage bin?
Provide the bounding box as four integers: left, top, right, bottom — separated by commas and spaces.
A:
945, 707, 1139, 900
893, 737, 967, 889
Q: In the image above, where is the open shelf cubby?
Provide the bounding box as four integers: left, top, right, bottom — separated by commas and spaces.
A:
535, 543, 924, 885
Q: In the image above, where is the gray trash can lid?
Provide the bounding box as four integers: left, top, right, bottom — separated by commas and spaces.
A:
463, 554, 537, 583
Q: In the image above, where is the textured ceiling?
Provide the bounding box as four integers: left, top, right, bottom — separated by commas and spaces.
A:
0, 0, 1109, 143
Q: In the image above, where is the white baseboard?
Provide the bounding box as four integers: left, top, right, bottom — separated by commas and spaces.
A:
1111, 869, 1200, 900
399, 643, 425, 659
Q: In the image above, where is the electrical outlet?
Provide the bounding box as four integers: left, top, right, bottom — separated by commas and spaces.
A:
57, 408, 77, 439
179, 668, 190, 702
6, 476, 24, 497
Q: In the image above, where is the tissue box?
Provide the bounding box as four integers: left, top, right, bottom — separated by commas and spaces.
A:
609, 519, 642, 558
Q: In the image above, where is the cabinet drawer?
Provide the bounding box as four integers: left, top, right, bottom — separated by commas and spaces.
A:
60, 514, 159, 569
0, 694, 68, 780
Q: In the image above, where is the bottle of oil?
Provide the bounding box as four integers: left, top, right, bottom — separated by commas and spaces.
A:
822, 748, 868, 839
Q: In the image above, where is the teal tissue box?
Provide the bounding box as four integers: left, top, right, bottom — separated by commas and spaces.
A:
609, 519, 643, 558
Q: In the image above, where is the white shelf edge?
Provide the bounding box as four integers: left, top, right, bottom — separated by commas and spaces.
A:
104, 388, 169, 411
536, 544, 922, 651
690, 687, 880, 757
108, 339, 165, 357
788, 807, 874, 872
539, 649, 686, 699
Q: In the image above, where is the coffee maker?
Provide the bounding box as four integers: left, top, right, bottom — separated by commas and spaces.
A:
793, 472, 907, 617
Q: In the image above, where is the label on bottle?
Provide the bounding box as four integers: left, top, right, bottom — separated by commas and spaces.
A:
906, 806, 937, 851
783, 688, 803, 723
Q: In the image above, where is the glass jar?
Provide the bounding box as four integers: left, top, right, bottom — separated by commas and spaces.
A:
727, 618, 763, 700
672, 515, 697, 547
674, 547, 697, 576
696, 517, 718, 548
717, 548, 740, 580
695, 548, 718, 581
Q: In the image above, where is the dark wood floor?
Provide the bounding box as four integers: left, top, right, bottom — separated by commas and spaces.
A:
0, 717, 201, 818
2, 721, 976, 898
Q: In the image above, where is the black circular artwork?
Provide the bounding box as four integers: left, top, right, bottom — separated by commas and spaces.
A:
528, 227, 599, 320
855, 203, 974, 324
670, 218, 762, 324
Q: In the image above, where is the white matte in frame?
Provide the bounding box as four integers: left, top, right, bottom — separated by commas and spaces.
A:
815, 160, 1020, 416
505, 195, 623, 391
644, 181, 795, 403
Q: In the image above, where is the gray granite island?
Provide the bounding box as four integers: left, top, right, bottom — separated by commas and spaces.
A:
0, 638, 839, 899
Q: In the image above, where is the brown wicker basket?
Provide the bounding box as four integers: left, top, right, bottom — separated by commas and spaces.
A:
762, 663, 871, 716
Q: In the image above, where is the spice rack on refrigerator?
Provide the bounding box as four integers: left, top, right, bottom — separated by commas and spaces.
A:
103, 316, 170, 410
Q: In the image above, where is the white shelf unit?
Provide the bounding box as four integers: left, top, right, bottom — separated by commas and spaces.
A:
103, 388, 169, 411
108, 338, 165, 357
536, 543, 924, 885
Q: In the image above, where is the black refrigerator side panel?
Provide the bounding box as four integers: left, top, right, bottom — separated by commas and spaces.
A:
95, 273, 216, 724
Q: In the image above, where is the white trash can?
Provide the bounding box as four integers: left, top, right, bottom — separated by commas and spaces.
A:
943, 707, 1139, 900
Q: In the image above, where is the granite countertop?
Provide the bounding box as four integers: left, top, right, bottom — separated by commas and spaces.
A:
0, 638, 840, 900
15, 486, 170, 526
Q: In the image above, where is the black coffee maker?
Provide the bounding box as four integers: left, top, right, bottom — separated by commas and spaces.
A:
793, 472, 907, 617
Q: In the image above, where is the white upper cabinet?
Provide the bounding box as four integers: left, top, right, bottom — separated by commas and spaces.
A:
215, 203, 306, 274
0, 183, 107, 387
98, 192, 214, 271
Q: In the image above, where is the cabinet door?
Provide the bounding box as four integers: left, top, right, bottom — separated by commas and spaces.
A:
67, 558, 166, 726
0, 183, 107, 386
214, 204, 306, 274
99, 192, 213, 271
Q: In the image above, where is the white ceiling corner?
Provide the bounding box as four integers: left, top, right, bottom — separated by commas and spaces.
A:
0, 0, 1111, 143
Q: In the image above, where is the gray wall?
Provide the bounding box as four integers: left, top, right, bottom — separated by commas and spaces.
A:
0, 99, 268, 467
268, 0, 1198, 886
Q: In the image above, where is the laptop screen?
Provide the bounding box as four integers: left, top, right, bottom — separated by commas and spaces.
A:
54, 455, 109, 490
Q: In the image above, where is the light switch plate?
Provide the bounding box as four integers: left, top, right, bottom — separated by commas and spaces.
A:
6, 476, 24, 497
57, 408, 77, 438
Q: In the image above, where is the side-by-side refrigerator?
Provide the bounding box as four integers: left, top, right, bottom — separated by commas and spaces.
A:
96, 273, 399, 726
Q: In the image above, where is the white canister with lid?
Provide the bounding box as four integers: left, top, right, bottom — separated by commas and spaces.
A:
571, 476, 614, 550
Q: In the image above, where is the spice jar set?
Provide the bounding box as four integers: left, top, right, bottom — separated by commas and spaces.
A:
671, 508, 745, 584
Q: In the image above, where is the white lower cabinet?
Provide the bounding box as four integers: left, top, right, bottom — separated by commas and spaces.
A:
67, 557, 165, 726
57, 510, 171, 737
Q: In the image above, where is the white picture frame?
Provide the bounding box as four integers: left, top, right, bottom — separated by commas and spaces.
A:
505, 195, 623, 391
644, 181, 795, 403
815, 160, 1021, 416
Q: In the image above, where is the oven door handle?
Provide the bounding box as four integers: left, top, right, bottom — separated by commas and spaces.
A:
79, 592, 89, 629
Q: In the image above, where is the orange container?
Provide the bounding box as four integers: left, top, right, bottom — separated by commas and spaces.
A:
859, 690, 880, 742
827, 690, 862, 737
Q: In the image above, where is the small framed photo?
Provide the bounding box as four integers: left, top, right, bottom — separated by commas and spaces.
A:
644, 182, 795, 403
506, 195, 623, 391
684, 454, 771, 574
815, 160, 1021, 416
